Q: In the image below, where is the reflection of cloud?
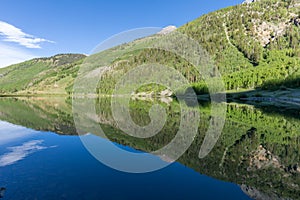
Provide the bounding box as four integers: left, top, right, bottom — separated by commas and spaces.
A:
0, 140, 56, 167
0, 121, 36, 145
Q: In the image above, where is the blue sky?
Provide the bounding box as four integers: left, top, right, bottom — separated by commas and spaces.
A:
0, 0, 242, 68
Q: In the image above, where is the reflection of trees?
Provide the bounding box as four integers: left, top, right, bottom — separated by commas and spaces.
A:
0, 97, 300, 199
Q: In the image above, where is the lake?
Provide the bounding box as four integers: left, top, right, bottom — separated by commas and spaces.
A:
0, 97, 299, 200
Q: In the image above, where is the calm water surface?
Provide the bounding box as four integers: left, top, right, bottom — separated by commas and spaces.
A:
0, 97, 299, 200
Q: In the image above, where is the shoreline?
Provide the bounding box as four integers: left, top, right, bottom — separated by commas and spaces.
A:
1, 88, 300, 107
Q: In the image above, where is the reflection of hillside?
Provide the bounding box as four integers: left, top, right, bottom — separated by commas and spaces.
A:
0, 97, 299, 199
0, 97, 76, 135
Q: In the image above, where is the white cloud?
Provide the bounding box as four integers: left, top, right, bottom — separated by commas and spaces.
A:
0, 43, 37, 68
0, 140, 56, 167
0, 21, 54, 49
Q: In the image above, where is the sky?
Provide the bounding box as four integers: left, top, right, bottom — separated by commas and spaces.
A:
0, 0, 242, 68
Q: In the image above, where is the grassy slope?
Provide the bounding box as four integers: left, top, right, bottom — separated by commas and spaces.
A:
0, 54, 86, 95
0, 0, 299, 95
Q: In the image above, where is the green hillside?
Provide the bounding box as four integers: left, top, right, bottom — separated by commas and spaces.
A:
0, 0, 299, 95
181, 0, 300, 91
0, 54, 86, 95
96, 0, 300, 95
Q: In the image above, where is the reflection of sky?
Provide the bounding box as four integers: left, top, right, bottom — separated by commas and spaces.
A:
0, 140, 49, 167
0, 122, 251, 199
0, 121, 37, 145
0, 121, 57, 167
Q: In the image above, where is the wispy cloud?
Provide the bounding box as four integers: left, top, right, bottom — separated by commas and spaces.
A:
0, 140, 56, 167
0, 21, 54, 49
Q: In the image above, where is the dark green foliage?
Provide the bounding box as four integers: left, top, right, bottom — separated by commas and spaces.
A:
1, 0, 299, 95
97, 0, 300, 94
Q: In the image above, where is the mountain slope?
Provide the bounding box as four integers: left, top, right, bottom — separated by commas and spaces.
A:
178, 0, 300, 91
0, 54, 86, 94
0, 0, 299, 95
96, 0, 300, 95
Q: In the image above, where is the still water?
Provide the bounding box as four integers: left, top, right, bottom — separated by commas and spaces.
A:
0, 97, 299, 200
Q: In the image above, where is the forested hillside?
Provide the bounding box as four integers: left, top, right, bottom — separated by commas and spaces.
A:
0, 0, 299, 95
96, 0, 300, 95
181, 0, 300, 91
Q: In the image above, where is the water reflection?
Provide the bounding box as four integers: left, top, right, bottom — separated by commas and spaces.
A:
0, 120, 250, 200
0, 140, 56, 167
0, 121, 36, 145
0, 97, 299, 199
